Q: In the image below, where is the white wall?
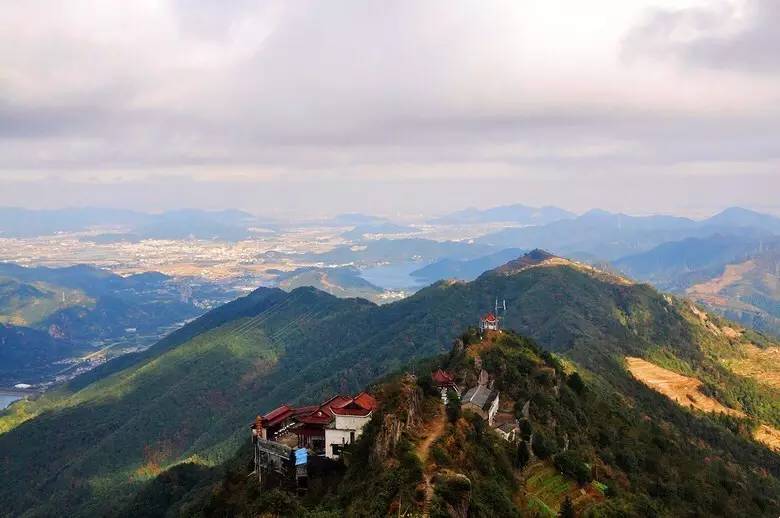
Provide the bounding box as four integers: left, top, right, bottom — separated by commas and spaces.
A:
324, 413, 372, 459
334, 414, 370, 432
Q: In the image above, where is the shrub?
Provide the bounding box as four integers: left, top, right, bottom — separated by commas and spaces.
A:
567, 372, 586, 395
554, 450, 592, 485
531, 432, 556, 459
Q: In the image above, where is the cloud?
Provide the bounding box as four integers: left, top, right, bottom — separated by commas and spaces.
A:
0, 0, 777, 215
622, 0, 780, 73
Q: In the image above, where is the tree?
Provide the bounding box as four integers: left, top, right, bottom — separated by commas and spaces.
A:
558, 496, 575, 518
446, 390, 461, 423
516, 441, 530, 469
531, 432, 556, 460
567, 372, 586, 395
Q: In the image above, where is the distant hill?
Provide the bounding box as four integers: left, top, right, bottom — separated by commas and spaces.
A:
271, 266, 389, 303
705, 207, 780, 233
0, 207, 267, 241
613, 235, 760, 291
0, 262, 230, 385
0, 324, 84, 385
410, 248, 526, 283
3, 251, 779, 516
613, 235, 780, 337
323, 213, 388, 226
477, 208, 779, 260
309, 238, 493, 266
341, 222, 415, 241
432, 203, 575, 225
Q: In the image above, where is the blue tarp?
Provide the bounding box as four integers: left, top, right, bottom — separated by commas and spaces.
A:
294, 448, 308, 466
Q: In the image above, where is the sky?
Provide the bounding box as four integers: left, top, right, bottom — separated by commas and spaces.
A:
0, 0, 778, 218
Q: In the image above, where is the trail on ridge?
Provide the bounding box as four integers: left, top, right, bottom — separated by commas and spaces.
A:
416, 405, 446, 518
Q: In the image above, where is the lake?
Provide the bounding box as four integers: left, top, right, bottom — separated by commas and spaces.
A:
360, 261, 430, 291
0, 393, 23, 410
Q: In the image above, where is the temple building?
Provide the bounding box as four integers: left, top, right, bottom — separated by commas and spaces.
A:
461, 384, 500, 426
479, 312, 499, 332
432, 369, 459, 404
252, 392, 377, 460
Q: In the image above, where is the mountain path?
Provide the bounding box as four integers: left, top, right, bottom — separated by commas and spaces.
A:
416, 404, 446, 518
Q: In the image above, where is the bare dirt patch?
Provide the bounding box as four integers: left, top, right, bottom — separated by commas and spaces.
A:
687, 260, 756, 296
626, 357, 780, 451
626, 357, 742, 417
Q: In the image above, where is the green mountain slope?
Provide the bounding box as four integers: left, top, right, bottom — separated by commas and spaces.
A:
0, 262, 229, 385
614, 236, 780, 337
271, 266, 390, 303
130, 331, 780, 517
1, 250, 779, 516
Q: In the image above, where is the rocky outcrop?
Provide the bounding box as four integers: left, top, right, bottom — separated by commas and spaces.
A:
432, 470, 472, 518
370, 374, 423, 464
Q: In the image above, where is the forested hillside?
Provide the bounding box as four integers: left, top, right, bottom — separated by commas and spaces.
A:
1, 251, 779, 516
0, 263, 226, 384
123, 331, 780, 517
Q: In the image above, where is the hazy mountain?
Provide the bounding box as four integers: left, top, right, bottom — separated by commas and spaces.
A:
685, 245, 780, 338
477, 208, 779, 260
0, 324, 84, 385
341, 222, 415, 240
613, 235, 761, 291
324, 213, 388, 226
0, 207, 266, 241
410, 247, 526, 283
432, 203, 575, 225
0, 262, 232, 384
705, 207, 780, 233
0, 207, 150, 237
613, 235, 780, 336
3, 251, 779, 515
309, 238, 493, 266
270, 266, 388, 302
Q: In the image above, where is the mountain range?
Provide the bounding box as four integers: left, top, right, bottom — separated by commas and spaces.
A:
0, 262, 231, 385
0, 207, 269, 241
2, 250, 778, 516
432, 204, 575, 225
476, 207, 780, 261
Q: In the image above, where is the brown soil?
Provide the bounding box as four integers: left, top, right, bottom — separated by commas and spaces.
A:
626, 357, 742, 416
725, 345, 780, 390
626, 357, 780, 451
416, 405, 447, 518
687, 260, 756, 296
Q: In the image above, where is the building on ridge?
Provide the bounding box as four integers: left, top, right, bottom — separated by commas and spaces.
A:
479, 312, 500, 332
461, 384, 500, 426
252, 391, 378, 460
432, 369, 459, 404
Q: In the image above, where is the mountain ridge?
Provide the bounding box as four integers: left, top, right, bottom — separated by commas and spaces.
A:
2, 251, 779, 516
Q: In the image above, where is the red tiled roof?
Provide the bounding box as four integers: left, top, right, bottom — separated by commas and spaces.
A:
483, 312, 497, 323
295, 395, 351, 425
262, 404, 294, 427
332, 392, 377, 417
297, 408, 335, 425
353, 392, 378, 411
432, 369, 455, 385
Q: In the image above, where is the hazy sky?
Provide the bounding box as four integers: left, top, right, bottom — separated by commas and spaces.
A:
1, 0, 778, 218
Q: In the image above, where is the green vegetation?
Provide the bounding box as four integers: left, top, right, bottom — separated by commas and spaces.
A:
3, 252, 780, 516
0, 262, 224, 385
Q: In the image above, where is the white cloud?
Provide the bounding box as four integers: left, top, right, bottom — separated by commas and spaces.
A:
0, 0, 777, 214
